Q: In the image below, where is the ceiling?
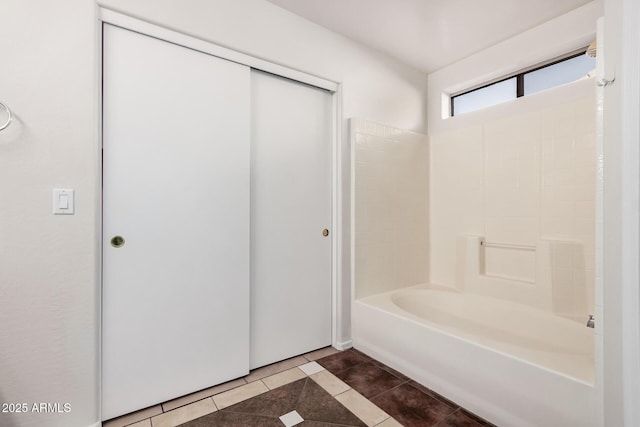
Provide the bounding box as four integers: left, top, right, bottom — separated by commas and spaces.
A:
265, 0, 593, 73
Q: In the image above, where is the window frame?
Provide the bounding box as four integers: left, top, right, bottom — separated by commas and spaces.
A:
450, 47, 591, 117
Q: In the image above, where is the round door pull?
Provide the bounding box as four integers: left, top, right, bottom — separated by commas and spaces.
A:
111, 235, 125, 248
322, 229, 330, 237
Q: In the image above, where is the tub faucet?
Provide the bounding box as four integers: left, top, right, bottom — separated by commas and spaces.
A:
586, 314, 595, 328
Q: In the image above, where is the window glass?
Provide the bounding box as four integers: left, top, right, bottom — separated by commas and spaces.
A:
450, 48, 595, 117
524, 54, 595, 96
452, 77, 517, 116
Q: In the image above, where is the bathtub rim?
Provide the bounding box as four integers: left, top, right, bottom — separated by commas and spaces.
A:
356, 283, 596, 386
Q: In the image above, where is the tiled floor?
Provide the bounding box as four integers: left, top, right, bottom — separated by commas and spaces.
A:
103, 347, 495, 427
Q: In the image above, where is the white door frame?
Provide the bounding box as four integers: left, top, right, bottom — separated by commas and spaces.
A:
97, 4, 345, 416
602, 0, 640, 426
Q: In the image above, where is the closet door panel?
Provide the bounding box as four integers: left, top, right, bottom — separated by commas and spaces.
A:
102, 24, 250, 419
250, 70, 333, 368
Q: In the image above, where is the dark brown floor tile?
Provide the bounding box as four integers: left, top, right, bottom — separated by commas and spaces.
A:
351, 349, 388, 374
458, 409, 496, 426
223, 377, 305, 417
179, 410, 282, 427
435, 409, 495, 427
377, 362, 411, 382
296, 377, 367, 427
316, 349, 370, 374
351, 348, 376, 363
408, 380, 460, 409
335, 362, 406, 398
352, 349, 412, 382
372, 383, 456, 427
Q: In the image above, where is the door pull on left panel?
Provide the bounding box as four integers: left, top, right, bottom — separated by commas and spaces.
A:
109, 235, 125, 248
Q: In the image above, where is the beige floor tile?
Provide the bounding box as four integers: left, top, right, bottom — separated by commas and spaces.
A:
161, 378, 246, 412
375, 417, 403, 427
212, 380, 269, 410
302, 346, 340, 361
310, 369, 351, 396
298, 361, 324, 376
128, 420, 152, 427
103, 405, 163, 427
244, 355, 308, 382
335, 389, 389, 427
150, 398, 216, 427
262, 367, 306, 390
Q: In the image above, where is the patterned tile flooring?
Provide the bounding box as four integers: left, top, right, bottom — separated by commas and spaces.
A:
103, 347, 495, 427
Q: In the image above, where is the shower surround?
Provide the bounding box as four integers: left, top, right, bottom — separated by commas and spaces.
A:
351, 96, 597, 426
430, 96, 596, 320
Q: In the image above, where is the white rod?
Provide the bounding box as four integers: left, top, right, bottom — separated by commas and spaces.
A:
480, 241, 536, 251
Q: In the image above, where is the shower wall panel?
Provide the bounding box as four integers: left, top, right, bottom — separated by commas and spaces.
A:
540, 99, 596, 318
430, 96, 596, 318
353, 119, 429, 299
429, 126, 484, 287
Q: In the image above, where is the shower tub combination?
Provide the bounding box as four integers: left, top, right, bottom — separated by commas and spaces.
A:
352, 285, 597, 427
351, 117, 598, 426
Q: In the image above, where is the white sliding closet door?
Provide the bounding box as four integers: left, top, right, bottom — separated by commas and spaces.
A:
250, 70, 333, 369
102, 24, 250, 420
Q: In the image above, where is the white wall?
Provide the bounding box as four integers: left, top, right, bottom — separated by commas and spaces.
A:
353, 119, 429, 299
0, 2, 100, 427
0, 1, 428, 426
100, 0, 429, 134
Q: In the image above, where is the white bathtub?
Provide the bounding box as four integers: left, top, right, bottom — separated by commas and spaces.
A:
352, 285, 598, 427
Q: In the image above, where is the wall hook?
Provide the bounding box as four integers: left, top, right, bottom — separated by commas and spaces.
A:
597, 76, 615, 87
0, 102, 12, 131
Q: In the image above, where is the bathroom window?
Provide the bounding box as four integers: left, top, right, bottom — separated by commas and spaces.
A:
523, 53, 595, 95
451, 48, 595, 116
451, 77, 517, 116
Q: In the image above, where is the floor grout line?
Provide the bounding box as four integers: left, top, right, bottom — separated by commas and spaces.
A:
334, 388, 391, 427
372, 415, 392, 426
367, 378, 411, 401
210, 396, 219, 412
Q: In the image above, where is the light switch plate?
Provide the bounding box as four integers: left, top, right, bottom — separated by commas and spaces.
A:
53, 188, 74, 215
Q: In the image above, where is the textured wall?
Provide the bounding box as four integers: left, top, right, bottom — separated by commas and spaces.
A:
0, 1, 100, 427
